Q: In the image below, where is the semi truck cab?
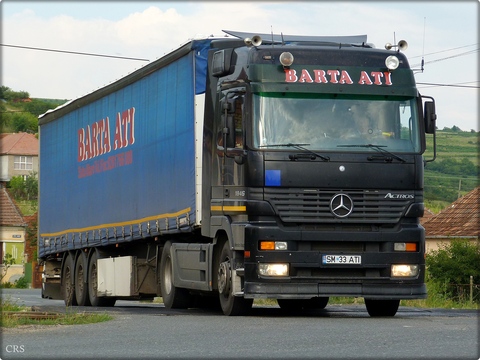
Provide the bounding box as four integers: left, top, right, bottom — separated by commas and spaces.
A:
199, 31, 436, 315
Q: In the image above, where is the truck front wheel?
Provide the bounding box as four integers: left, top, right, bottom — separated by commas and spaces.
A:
160, 242, 190, 309
365, 299, 399, 317
217, 241, 252, 316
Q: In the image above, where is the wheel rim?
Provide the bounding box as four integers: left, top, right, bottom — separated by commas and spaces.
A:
164, 256, 172, 295
64, 263, 74, 304
91, 263, 98, 294
76, 264, 84, 294
217, 261, 230, 295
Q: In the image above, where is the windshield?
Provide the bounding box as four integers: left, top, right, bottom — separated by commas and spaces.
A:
253, 93, 421, 153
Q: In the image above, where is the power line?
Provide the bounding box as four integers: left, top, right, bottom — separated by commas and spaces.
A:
1, 43, 150, 62
409, 43, 478, 59
417, 82, 480, 89
411, 48, 479, 68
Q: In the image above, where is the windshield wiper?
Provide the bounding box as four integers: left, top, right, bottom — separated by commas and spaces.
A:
337, 144, 406, 163
260, 143, 330, 161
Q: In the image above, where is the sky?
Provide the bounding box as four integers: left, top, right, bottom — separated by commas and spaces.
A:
1, 1, 478, 131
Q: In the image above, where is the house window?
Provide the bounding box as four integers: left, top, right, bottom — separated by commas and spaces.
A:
14, 156, 33, 170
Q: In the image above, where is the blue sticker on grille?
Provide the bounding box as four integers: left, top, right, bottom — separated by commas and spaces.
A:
265, 170, 281, 186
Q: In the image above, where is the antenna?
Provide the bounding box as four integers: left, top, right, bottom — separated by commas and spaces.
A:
281, 32, 285, 46
421, 17, 426, 72
271, 25, 274, 48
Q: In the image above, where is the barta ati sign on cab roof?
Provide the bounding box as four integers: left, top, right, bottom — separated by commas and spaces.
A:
285, 69, 393, 86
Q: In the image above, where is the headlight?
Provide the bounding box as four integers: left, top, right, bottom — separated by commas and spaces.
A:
279, 52, 294, 67
391, 264, 419, 277
258, 263, 289, 277
385, 55, 400, 70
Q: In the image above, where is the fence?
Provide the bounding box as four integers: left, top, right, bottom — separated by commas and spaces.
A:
444, 276, 479, 304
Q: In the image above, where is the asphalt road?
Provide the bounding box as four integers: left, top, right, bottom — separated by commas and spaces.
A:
1, 289, 478, 360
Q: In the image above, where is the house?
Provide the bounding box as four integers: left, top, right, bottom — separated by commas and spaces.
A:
0, 186, 26, 284
422, 187, 479, 253
0, 132, 39, 184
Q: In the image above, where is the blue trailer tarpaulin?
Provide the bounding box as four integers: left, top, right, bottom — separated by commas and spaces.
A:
39, 40, 211, 257
193, 39, 211, 94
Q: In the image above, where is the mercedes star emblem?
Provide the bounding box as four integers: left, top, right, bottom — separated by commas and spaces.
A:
330, 193, 354, 218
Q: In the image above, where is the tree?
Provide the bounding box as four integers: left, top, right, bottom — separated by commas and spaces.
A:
11, 112, 38, 133
8, 176, 26, 199
0, 86, 11, 100
8, 172, 38, 201
426, 240, 480, 301
2, 89, 29, 101
1, 254, 16, 283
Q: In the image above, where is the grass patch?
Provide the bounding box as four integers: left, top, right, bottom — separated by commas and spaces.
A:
0, 297, 113, 328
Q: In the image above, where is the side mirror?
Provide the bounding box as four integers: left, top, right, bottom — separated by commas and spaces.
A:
422, 96, 437, 163
423, 99, 437, 134
212, 49, 234, 77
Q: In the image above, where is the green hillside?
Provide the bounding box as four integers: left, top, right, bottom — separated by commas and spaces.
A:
0, 86, 67, 133
424, 130, 479, 212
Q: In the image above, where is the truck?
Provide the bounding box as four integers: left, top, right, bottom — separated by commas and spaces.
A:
38, 30, 437, 316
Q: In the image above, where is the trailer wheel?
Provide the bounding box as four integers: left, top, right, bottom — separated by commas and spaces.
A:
365, 299, 399, 317
75, 252, 90, 306
160, 242, 190, 309
61, 253, 77, 306
217, 241, 252, 316
87, 251, 116, 307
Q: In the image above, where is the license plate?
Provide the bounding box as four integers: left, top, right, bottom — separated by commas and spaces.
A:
322, 255, 362, 265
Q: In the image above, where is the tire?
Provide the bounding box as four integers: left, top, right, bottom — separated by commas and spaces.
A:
277, 299, 305, 313
61, 253, 77, 306
306, 297, 329, 310
75, 252, 90, 306
217, 241, 252, 316
365, 299, 399, 317
191, 294, 222, 311
87, 251, 116, 307
160, 242, 190, 309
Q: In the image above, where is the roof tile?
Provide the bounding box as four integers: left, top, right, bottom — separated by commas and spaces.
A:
0, 133, 39, 156
0, 187, 26, 226
423, 187, 479, 237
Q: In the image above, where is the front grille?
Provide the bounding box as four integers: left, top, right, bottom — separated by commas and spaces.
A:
264, 188, 411, 225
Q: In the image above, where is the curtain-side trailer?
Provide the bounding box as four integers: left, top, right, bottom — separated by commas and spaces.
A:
39, 30, 436, 316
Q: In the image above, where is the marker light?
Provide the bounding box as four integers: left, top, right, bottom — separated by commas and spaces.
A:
394, 243, 418, 252
391, 264, 419, 277
385, 55, 400, 70
259, 241, 288, 250
279, 52, 294, 67
258, 263, 289, 276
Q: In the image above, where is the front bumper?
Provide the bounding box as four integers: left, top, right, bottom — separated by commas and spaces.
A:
243, 223, 426, 300
244, 282, 427, 299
